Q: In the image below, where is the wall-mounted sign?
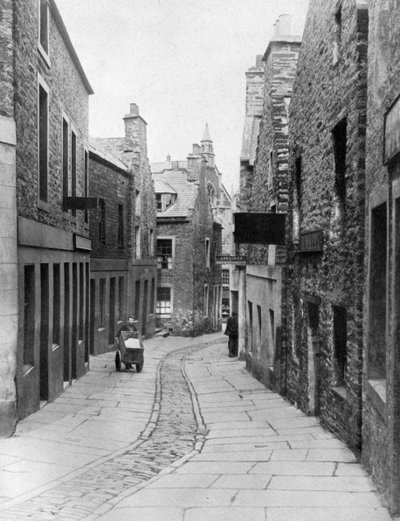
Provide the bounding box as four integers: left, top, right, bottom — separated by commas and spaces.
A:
299, 229, 323, 253
384, 94, 400, 164
234, 213, 286, 245
216, 255, 247, 266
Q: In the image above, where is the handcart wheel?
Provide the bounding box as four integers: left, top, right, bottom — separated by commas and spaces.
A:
115, 350, 121, 372
136, 362, 143, 373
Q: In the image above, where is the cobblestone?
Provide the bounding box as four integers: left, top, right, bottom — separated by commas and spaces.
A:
0, 342, 212, 521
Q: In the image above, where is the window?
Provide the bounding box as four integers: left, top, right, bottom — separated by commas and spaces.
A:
222, 269, 230, 286
333, 306, 347, 386
205, 238, 210, 269
334, 4, 342, 63
99, 199, 106, 244
79, 263, 84, 340
156, 194, 162, 212
149, 229, 155, 256
84, 150, 89, 222
368, 202, 387, 381
157, 287, 171, 316
135, 226, 141, 259
24, 266, 35, 368
39, 0, 49, 56
135, 190, 141, 215
332, 118, 347, 203
268, 150, 274, 187
157, 239, 173, 269
53, 264, 60, 346
257, 305, 262, 346
150, 278, 155, 313
118, 204, 124, 248
38, 82, 48, 203
293, 155, 302, 243
156, 193, 177, 212
99, 278, 106, 328
71, 130, 77, 217
62, 118, 69, 203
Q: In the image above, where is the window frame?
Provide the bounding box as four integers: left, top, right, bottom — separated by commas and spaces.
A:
38, 0, 50, 65
156, 285, 172, 317
156, 237, 175, 270
38, 74, 50, 207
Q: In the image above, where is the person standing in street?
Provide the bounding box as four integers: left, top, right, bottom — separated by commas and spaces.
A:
225, 312, 238, 357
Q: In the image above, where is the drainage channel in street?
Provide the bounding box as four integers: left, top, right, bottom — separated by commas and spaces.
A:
0, 342, 212, 521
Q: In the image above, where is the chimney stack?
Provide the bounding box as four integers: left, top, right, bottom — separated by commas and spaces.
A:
123, 102, 148, 161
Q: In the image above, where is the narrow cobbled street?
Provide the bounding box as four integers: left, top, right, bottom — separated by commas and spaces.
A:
0, 334, 394, 521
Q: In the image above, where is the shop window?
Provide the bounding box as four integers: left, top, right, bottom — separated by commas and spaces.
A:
156, 287, 171, 316
157, 239, 173, 269
333, 305, 347, 386
368, 202, 387, 381
23, 265, 35, 368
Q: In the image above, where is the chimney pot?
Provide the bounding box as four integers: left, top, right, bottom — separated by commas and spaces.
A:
130, 103, 139, 116
277, 14, 292, 37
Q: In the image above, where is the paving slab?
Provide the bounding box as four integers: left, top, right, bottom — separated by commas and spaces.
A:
267, 507, 392, 521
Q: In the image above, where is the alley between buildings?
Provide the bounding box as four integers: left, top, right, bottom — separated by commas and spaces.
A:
0, 334, 393, 521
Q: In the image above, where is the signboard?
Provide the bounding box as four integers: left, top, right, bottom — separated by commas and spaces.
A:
384, 94, 400, 164
234, 213, 286, 245
216, 255, 247, 266
299, 230, 323, 253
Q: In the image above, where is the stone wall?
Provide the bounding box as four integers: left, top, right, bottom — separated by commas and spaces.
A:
362, 0, 400, 512
286, 0, 368, 452
89, 154, 132, 260
13, 0, 90, 234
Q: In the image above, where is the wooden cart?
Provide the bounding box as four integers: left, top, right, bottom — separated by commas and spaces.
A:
115, 330, 144, 372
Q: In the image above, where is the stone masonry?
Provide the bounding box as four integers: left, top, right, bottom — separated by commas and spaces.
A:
286, 0, 368, 453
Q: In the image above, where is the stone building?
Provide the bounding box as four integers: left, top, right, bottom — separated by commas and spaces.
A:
238, 16, 301, 389
0, 0, 94, 432
93, 104, 157, 340
151, 126, 222, 336
286, 0, 368, 453
361, 0, 400, 513
88, 143, 133, 355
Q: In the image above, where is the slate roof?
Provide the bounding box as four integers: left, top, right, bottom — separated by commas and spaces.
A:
152, 169, 197, 218
89, 138, 128, 173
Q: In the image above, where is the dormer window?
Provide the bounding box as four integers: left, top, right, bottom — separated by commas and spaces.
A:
156, 192, 177, 212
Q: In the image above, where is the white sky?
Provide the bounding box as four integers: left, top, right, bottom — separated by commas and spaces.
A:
56, 0, 309, 192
